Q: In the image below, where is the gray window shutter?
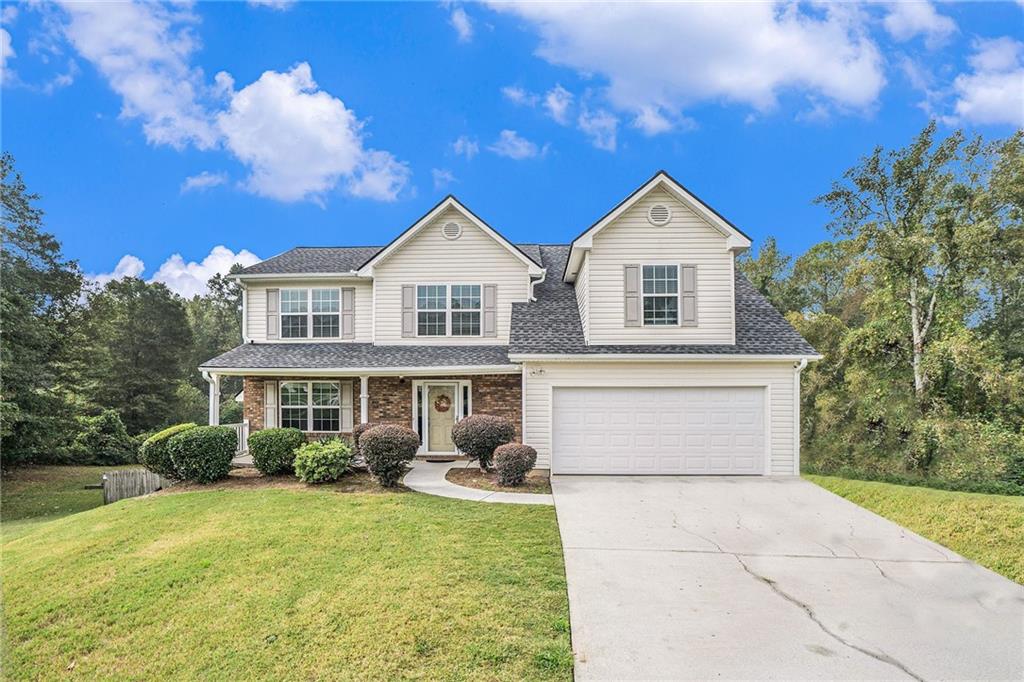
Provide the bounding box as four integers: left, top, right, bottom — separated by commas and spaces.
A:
266, 288, 279, 340
483, 284, 497, 337
341, 382, 354, 431
623, 265, 641, 327
341, 287, 355, 339
681, 265, 698, 326
264, 381, 278, 428
401, 285, 415, 337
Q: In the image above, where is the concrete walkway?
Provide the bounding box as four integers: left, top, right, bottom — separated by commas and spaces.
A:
553, 476, 1024, 681
403, 460, 553, 505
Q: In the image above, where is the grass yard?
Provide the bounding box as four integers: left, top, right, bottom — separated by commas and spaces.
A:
2, 485, 572, 680
807, 475, 1024, 583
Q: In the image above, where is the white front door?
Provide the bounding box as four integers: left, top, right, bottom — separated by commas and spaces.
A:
552, 386, 766, 475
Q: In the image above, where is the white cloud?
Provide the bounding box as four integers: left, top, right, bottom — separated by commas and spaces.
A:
544, 84, 573, 124
577, 108, 617, 151
502, 84, 538, 106
488, 129, 542, 159
150, 245, 261, 298
882, 1, 956, 49
432, 168, 456, 190
450, 6, 473, 43
181, 170, 228, 194
948, 37, 1024, 127
217, 62, 409, 203
247, 0, 295, 10
2, 6, 17, 24
631, 106, 673, 135
452, 135, 479, 160
58, 1, 218, 150
487, 2, 885, 125
1, 27, 13, 79
88, 254, 145, 289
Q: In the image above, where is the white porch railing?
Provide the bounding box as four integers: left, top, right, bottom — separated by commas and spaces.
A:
224, 420, 249, 454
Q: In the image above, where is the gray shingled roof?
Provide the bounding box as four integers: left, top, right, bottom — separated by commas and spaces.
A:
507, 245, 818, 356
239, 243, 544, 276
201, 343, 514, 369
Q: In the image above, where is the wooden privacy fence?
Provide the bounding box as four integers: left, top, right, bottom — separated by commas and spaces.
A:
102, 469, 172, 505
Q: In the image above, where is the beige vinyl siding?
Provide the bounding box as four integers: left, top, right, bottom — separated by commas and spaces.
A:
523, 361, 798, 474
575, 252, 590, 344
372, 207, 531, 344
245, 279, 372, 342
586, 188, 735, 344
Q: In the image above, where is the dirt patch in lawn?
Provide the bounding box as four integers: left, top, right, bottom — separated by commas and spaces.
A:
446, 468, 552, 494
163, 467, 406, 495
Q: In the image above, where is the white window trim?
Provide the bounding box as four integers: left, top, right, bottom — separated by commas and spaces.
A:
641, 263, 682, 328
414, 283, 483, 338
410, 379, 472, 454
279, 380, 347, 433
280, 288, 342, 340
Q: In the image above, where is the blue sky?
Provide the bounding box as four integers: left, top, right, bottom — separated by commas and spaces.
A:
2, 1, 1022, 296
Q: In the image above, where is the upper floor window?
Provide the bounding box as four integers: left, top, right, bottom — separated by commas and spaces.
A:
281, 288, 340, 338
642, 265, 679, 326
416, 284, 481, 336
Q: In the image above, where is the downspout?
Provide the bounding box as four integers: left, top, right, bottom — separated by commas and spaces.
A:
529, 269, 547, 302
793, 358, 808, 475
241, 286, 250, 343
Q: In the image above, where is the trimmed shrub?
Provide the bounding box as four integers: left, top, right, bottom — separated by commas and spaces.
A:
352, 422, 378, 457
249, 427, 306, 475
361, 424, 419, 487
493, 443, 538, 487
168, 425, 236, 483
451, 414, 515, 469
69, 410, 137, 465
139, 422, 197, 478
294, 439, 353, 483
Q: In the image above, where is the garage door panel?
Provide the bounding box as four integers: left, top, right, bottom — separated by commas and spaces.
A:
553, 387, 765, 475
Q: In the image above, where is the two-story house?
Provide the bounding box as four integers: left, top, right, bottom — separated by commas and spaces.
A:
200, 171, 820, 475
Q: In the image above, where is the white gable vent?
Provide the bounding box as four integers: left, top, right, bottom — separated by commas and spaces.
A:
441, 221, 463, 240
647, 204, 672, 226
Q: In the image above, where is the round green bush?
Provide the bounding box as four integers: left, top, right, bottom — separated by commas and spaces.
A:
352, 421, 378, 457
361, 424, 419, 487
139, 422, 197, 478
294, 439, 353, 483
451, 414, 515, 469
168, 425, 236, 483
493, 443, 538, 487
248, 427, 306, 475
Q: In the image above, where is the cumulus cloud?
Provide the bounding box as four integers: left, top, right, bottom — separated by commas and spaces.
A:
216, 62, 409, 203
90, 246, 260, 298
180, 170, 228, 194
487, 2, 885, 126
452, 135, 479, 160
488, 129, 543, 159
544, 84, 573, 124
449, 6, 473, 43
882, 1, 956, 48
632, 106, 674, 135
0, 27, 13, 79
247, 0, 295, 10
432, 168, 456, 190
577, 108, 617, 151
87, 254, 145, 289
948, 37, 1024, 127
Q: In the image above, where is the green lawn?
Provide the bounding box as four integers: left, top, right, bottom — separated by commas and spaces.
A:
2, 484, 572, 680
807, 475, 1024, 583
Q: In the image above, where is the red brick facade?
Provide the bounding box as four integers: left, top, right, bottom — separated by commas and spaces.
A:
243, 373, 522, 441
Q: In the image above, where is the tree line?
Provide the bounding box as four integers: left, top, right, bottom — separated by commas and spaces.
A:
739, 123, 1023, 493
1, 152, 244, 466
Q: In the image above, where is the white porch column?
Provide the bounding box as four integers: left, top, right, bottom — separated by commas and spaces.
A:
359, 376, 369, 424
204, 372, 220, 426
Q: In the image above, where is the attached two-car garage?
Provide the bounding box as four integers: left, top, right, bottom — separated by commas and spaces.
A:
551, 386, 766, 475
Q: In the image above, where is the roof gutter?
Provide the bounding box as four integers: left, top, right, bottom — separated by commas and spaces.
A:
508, 353, 824, 363
196, 364, 523, 377
229, 271, 363, 281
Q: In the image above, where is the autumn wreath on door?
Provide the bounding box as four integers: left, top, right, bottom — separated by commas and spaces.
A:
433, 394, 452, 413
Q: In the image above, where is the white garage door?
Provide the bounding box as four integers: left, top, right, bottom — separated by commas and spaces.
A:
552, 387, 765, 475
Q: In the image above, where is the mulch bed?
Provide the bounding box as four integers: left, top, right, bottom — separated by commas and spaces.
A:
446, 468, 552, 494
162, 467, 407, 495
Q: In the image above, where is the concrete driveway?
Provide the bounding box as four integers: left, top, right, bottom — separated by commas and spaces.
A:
552, 476, 1023, 681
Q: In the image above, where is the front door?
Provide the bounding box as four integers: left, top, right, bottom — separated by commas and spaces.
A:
426, 383, 458, 452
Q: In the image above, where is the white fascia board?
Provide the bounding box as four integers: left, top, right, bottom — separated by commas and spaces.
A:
197, 364, 524, 377
509, 353, 823, 363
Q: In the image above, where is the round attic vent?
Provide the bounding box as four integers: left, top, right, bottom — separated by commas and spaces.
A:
647, 204, 672, 226
441, 221, 463, 240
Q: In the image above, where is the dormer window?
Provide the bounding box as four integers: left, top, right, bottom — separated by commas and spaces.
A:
642, 265, 679, 326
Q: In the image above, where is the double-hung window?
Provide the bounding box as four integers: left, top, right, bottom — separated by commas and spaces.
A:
281, 288, 340, 339
416, 284, 481, 336
280, 381, 342, 432
642, 265, 679, 326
